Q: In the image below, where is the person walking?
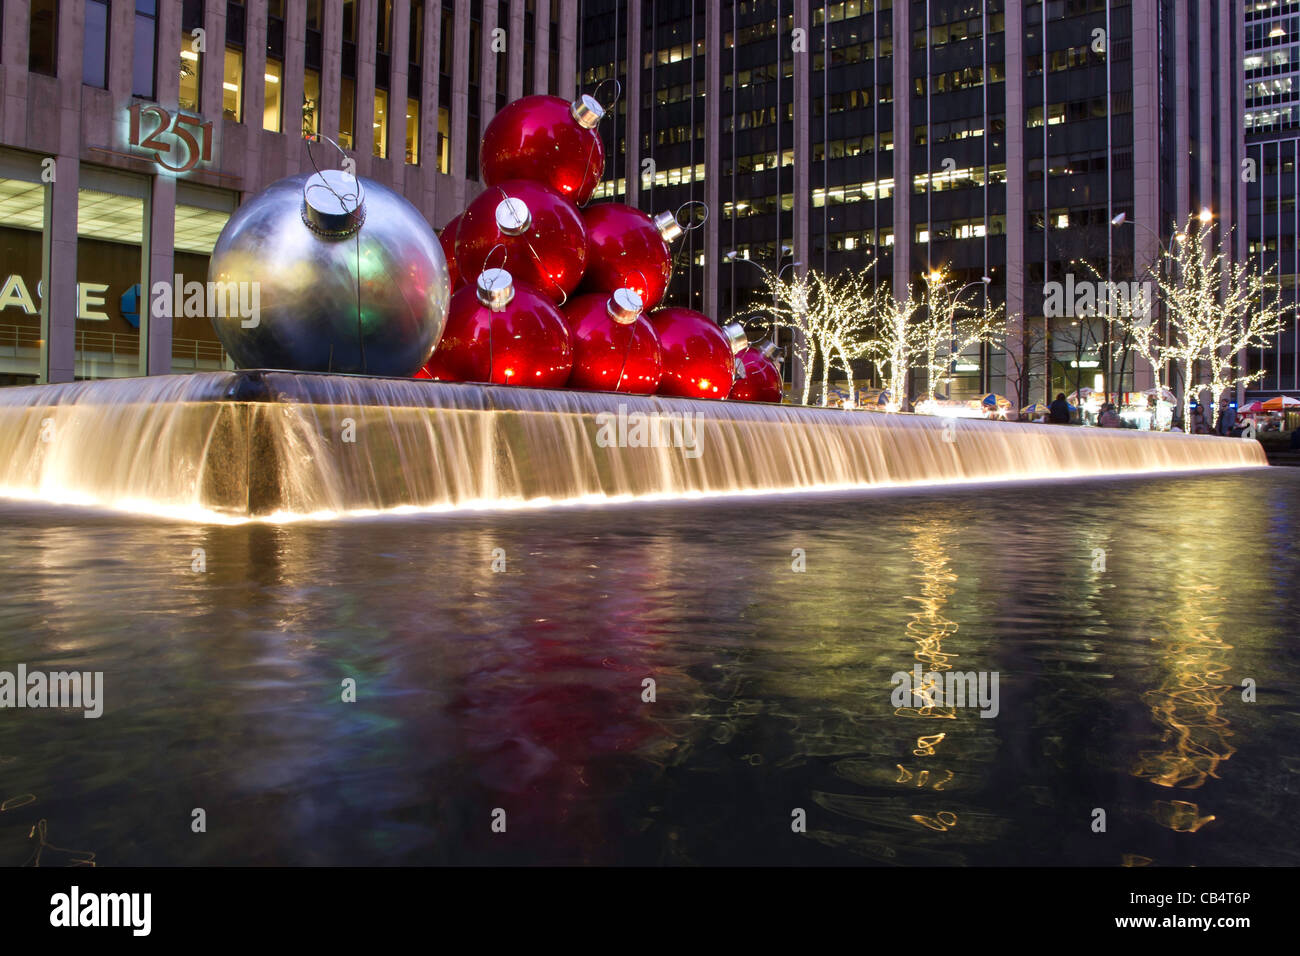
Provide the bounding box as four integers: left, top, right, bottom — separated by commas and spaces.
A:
1048, 392, 1072, 424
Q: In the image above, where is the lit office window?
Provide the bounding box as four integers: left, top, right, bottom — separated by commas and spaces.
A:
133, 0, 158, 99
179, 33, 201, 110
223, 48, 244, 122
406, 99, 419, 165
29, 0, 58, 77
437, 107, 449, 173
84, 0, 110, 87
264, 59, 283, 132
303, 70, 321, 139
374, 90, 389, 158
339, 77, 356, 149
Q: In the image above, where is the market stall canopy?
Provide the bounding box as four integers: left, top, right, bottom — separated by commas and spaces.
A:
1261, 395, 1300, 411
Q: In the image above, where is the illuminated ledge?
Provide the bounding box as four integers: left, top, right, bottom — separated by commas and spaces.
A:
0, 371, 1267, 521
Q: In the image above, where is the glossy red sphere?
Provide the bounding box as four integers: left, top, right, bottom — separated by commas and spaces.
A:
422, 280, 573, 387
647, 307, 735, 400
728, 346, 783, 403
455, 179, 588, 305
580, 204, 675, 310
561, 292, 663, 394
438, 213, 464, 290
480, 95, 606, 206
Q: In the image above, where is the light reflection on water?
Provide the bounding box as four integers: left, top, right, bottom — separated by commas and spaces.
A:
0, 470, 1297, 866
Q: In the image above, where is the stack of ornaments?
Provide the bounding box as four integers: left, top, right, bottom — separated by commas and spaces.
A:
418, 92, 784, 403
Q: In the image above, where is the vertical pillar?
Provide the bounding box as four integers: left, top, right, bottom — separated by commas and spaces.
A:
41, 158, 79, 383
625, 0, 642, 207
891, 0, 910, 305
390, 0, 412, 182
1132, 0, 1161, 391
2, 0, 31, 143
141, 175, 177, 376
509, 0, 525, 101
322, 0, 343, 145
1004, 0, 1025, 411
450, 0, 471, 204
355, 0, 378, 167
557, 0, 577, 100
284, 0, 308, 173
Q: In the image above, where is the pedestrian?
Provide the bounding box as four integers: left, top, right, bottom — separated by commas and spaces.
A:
1217, 397, 1236, 436
1098, 403, 1122, 428
1048, 392, 1071, 424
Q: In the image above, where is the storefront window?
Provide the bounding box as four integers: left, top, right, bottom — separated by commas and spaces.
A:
303, 70, 321, 139
405, 99, 419, 165
84, 0, 110, 88
76, 182, 145, 380
0, 172, 48, 384
223, 48, 243, 122
264, 59, 283, 132
339, 77, 355, 150
133, 0, 158, 99
373, 91, 389, 159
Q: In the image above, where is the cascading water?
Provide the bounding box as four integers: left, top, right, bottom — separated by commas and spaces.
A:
0, 372, 1266, 521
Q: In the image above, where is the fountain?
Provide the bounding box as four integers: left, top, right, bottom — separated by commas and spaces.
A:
0, 371, 1266, 521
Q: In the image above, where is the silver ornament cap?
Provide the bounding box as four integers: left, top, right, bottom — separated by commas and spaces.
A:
720, 321, 749, 355
606, 287, 644, 324
477, 268, 515, 312
495, 197, 532, 236
758, 339, 785, 363
302, 169, 366, 237
654, 210, 684, 243
571, 94, 605, 129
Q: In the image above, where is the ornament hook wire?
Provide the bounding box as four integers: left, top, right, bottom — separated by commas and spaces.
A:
675, 200, 709, 233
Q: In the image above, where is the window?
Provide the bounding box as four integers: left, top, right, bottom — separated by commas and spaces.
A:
179, 31, 201, 110
409, 0, 423, 63
303, 69, 321, 139
373, 89, 389, 158
223, 47, 243, 122
378, 0, 393, 53
405, 98, 419, 165
84, 0, 110, 87
343, 0, 356, 42
437, 106, 450, 173
133, 0, 158, 99
29, 0, 59, 77
307, 0, 322, 32
339, 77, 355, 149
264, 58, 283, 132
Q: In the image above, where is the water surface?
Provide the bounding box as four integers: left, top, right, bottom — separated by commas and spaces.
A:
1, 470, 1297, 866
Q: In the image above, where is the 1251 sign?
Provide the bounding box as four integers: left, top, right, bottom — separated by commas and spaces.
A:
127, 103, 213, 173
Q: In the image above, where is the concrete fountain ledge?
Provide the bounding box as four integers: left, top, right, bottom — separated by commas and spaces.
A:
0, 371, 1267, 520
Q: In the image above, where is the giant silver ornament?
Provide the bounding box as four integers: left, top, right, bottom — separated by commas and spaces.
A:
208, 170, 449, 376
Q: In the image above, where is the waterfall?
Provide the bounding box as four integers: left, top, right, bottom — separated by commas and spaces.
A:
0, 371, 1266, 521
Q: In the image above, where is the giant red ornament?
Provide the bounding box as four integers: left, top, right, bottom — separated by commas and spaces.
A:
729, 341, 784, 403
562, 289, 663, 394
455, 179, 588, 305
422, 268, 573, 387
580, 204, 682, 310
480, 94, 607, 206
648, 308, 744, 400
439, 213, 464, 290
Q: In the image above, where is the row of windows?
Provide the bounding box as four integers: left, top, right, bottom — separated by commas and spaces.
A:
1027, 92, 1132, 128
1026, 42, 1108, 77
1247, 17, 1300, 48
915, 216, 1007, 243
913, 63, 1006, 96
914, 164, 1008, 195
1244, 46, 1297, 75
811, 131, 893, 159
911, 14, 1006, 49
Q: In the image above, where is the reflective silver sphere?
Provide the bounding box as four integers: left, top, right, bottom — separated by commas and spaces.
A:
208, 172, 449, 377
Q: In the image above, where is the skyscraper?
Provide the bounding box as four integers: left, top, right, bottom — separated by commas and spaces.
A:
580, 0, 1245, 409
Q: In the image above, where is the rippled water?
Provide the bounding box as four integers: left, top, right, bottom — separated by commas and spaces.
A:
1, 470, 1298, 866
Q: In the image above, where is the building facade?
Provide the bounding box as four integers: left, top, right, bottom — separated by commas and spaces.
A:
0, 0, 577, 383
581, 0, 1245, 409
1245, 0, 1300, 395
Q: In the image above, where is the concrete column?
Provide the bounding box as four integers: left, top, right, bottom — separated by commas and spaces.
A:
201, 0, 227, 125
321, 0, 343, 144
1004, 0, 1025, 411
1173, 4, 1189, 224
284, 0, 308, 173
1131, 0, 1160, 391
450, 0, 471, 205
1197, 0, 1212, 216
625, 0, 642, 208
532, 0, 548, 94
108, 0, 134, 106
421, 0, 443, 216
390, 0, 411, 181
2, 0, 31, 143
557, 0, 576, 100
355, 0, 377, 167
141, 175, 176, 375
481, 1, 498, 127
509, 0, 525, 101
245, 0, 269, 182
40, 160, 78, 383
